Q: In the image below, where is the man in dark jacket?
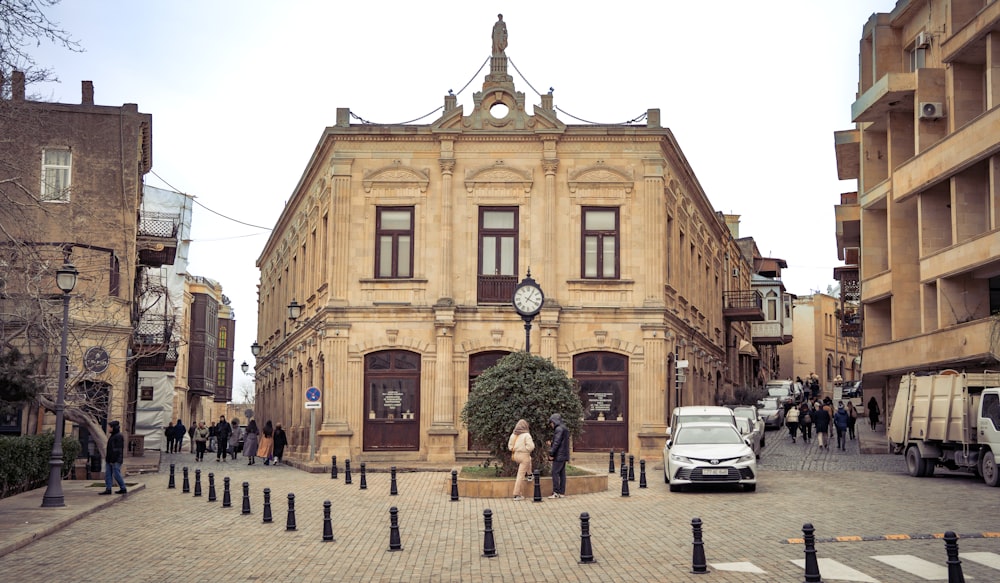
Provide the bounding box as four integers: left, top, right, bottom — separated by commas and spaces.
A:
547, 413, 570, 498
172, 419, 186, 454
100, 420, 127, 495
215, 415, 232, 461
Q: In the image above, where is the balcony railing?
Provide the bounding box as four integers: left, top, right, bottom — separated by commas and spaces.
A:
134, 317, 176, 371
137, 211, 180, 267
722, 290, 764, 321
478, 274, 517, 304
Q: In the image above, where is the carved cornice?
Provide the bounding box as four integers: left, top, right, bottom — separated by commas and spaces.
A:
362, 161, 430, 193
567, 161, 634, 193
464, 161, 533, 193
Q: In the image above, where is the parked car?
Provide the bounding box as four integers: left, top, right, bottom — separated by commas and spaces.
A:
840, 380, 862, 399
662, 422, 757, 492
667, 406, 738, 438
757, 397, 785, 429
764, 379, 797, 406
731, 405, 765, 452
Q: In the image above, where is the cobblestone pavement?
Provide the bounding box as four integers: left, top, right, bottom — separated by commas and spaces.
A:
1, 426, 997, 583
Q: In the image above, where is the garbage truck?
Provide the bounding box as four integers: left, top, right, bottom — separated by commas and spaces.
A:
888, 371, 1000, 486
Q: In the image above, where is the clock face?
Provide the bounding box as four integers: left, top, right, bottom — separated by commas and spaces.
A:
513, 284, 543, 315
84, 346, 110, 373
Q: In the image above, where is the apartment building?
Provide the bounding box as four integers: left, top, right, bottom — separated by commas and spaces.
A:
834, 0, 1000, 408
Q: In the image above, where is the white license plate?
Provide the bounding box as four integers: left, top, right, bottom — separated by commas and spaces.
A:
702, 468, 728, 476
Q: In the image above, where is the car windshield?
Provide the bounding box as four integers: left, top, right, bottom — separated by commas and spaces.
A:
732, 409, 754, 420
679, 414, 733, 424
767, 388, 788, 397
675, 425, 742, 446
759, 398, 780, 411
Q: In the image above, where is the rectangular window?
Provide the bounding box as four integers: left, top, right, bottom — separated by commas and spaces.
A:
218, 327, 227, 349
41, 149, 72, 202
217, 361, 227, 387
375, 207, 414, 278
479, 208, 517, 276
582, 207, 619, 279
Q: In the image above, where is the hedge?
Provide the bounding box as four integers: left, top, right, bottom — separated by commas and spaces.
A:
0, 433, 82, 499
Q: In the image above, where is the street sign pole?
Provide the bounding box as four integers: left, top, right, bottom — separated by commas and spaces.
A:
309, 409, 316, 462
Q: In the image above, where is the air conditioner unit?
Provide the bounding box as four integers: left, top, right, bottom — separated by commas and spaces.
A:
919, 102, 944, 120
915, 31, 931, 48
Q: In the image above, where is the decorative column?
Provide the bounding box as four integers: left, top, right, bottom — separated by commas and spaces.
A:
318, 325, 353, 459
643, 159, 666, 306
428, 305, 457, 462
439, 151, 455, 300
638, 325, 668, 457
330, 158, 353, 303
541, 154, 558, 282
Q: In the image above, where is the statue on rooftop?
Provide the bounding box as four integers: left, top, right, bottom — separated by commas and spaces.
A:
492, 14, 508, 57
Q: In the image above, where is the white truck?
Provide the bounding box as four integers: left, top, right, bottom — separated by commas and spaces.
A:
888, 371, 1000, 486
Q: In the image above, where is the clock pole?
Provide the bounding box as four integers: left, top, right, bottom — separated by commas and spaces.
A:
522, 314, 534, 354
512, 270, 544, 354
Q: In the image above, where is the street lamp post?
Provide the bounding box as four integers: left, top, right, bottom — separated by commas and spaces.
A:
41, 261, 78, 508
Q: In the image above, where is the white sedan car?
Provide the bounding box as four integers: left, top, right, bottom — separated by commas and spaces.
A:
662, 422, 758, 492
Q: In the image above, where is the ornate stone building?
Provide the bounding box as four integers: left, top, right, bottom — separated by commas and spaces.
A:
252, 18, 760, 463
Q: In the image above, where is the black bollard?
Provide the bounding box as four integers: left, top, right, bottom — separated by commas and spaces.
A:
691, 517, 708, 574
532, 469, 542, 502
344, 459, 352, 485
168, 463, 176, 489
193, 469, 202, 497
802, 523, 822, 583
609, 450, 615, 473
482, 508, 497, 557
207, 472, 217, 502
262, 488, 273, 523
222, 477, 232, 508
390, 466, 398, 496
450, 470, 460, 501
359, 463, 367, 490
944, 531, 965, 583
387, 506, 402, 551
620, 451, 626, 479
621, 473, 630, 497
579, 512, 596, 564
286, 493, 296, 530
628, 455, 635, 481
639, 460, 647, 488
331, 455, 338, 479
322, 500, 335, 542
182, 466, 190, 493
241, 481, 251, 515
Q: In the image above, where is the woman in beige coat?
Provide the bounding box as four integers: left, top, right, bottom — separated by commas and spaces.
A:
508, 419, 535, 500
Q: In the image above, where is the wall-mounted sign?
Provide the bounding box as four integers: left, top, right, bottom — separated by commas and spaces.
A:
84, 346, 110, 373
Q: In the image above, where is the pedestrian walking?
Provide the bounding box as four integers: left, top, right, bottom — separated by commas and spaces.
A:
547, 413, 570, 498
243, 420, 259, 465
164, 421, 175, 454
173, 419, 186, 454
257, 420, 274, 465
813, 404, 831, 449
228, 418, 241, 461
215, 415, 232, 462
99, 420, 127, 495
507, 419, 535, 500
785, 405, 800, 443
193, 420, 209, 461
867, 396, 880, 431
833, 402, 850, 450
845, 401, 858, 439
798, 403, 812, 442
273, 423, 287, 465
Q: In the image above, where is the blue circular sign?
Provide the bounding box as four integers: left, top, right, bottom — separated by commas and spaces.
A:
305, 387, 321, 402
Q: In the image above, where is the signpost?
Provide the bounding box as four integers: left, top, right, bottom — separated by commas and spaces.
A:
305, 387, 321, 461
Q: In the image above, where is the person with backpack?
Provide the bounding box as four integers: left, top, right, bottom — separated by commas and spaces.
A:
845, 401, 859, 440
812, 402, 831, 449
785, 404, 800, 443
798, 403, 812, 443
833, 402, 850, 450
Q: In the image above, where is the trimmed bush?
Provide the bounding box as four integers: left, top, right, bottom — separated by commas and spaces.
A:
0, 433, 82, 499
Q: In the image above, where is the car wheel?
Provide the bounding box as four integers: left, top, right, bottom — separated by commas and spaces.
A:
664, 468, 669, 484
744, 483, 756, 492
905, 446, 925, 477
669, 483, 682, 492
982, 451, 1000, 487
921, 457, 936, 477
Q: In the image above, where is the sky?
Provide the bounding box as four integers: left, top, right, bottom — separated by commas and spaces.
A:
27, 0, 900, 382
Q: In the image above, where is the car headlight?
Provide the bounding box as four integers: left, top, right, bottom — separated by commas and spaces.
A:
738, 453, 755, 463
669, 453, 691, 463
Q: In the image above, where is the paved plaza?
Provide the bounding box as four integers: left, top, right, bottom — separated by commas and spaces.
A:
1, 426, 998, 582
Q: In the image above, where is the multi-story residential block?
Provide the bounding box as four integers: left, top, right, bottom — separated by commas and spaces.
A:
834, 0, 1000, 411
251, 19, 768, 464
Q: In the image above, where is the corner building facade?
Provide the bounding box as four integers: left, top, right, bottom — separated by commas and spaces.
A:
254, 29, 754, 464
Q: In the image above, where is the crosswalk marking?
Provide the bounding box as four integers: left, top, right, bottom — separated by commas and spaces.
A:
964, 551, 1000, 569
709, 561, 766, 574
789, 558, 878, 582
871, 555, 954, 580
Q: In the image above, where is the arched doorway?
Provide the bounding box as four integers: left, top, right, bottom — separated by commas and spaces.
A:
363, 350, 420, 451
573, 351, 628, 452
467, 350, 511, 451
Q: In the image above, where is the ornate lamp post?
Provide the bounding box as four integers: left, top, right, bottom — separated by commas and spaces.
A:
41, 261, 78, 508
512, 270, 544, 354
250, 341, 262, 357
287, 299, 302, 322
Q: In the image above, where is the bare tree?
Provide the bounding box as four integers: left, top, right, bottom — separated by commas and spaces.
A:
0, 0, 82, 98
